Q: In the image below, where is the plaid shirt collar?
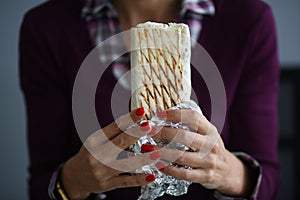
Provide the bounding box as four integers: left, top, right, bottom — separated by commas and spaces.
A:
82, 0, 215, 22
181, 0, 215, 15
82, 0, 215, 46
81, 0, 114, 21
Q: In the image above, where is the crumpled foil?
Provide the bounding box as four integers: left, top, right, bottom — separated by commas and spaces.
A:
128, 100, 202, 200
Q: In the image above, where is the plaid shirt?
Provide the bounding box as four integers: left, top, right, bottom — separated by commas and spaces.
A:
81, 0, 215, 90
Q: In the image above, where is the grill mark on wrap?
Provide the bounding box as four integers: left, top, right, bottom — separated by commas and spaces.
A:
162, 85, 176, 106
141, 84, 152, 119
158, 48, 172, 107
145, 85, 155, 99
138, 31, 151, 118
158, 47, 180, 103
144, 30, 159, 109
148, 30, 166, 111
171, 54, 179, 98
154, 29, 168, 110
140, 93, 148, 103
171, 36, 184, 91
163, 31, 181, 102
179, 55, 183, 90
156, 29, 172, 109
140, 51, 152, 80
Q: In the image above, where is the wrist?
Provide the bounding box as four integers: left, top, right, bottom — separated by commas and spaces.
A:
217, 151, 248, 197
61, 157, 90, 200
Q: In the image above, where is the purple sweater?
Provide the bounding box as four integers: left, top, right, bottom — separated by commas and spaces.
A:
19, 0, 280, 199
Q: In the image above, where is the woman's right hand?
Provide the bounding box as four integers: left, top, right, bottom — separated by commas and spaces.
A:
61, 108, 160, 200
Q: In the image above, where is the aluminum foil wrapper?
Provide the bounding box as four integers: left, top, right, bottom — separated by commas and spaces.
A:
128, 100, 202, 200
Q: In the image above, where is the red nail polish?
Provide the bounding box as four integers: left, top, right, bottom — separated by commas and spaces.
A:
136, 107, 145, 116
141, 144, 154, 152
147, 127, 157, 136
155, 162, 165, 171
149, 151, 160, 160
140, 121, 150, 132
157, 111, 167, 118
145, 174, 156, 182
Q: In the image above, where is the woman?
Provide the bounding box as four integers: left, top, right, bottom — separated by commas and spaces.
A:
19, 0, 280, 199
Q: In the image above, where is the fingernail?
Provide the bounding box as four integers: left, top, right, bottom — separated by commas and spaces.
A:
140, 121, 151, 132
149, 151, 160, 160
135, 107, 145, 116
141, 144, 154, 152
157, 111, 167, 118
147, 127, 157, 136
155, 162, 165, 171
145, 174, 156, 182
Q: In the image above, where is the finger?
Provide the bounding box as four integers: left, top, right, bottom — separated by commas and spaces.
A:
198, 126, 222, 159
160, 148, 203, 168
108, 150, 161, 172
85, 108, 146, 148
102, 107, 145, 140
90, 148, 161, 173
159, 148, 185, 165
161, 147, 220, 169
88, 125, 150, 165
163, 165, 216, 186
156, 127, 205, 151
160, 109, 210, 134
84, 123, 151, 160
102, 174, 156, 191
109, 122, 150, 150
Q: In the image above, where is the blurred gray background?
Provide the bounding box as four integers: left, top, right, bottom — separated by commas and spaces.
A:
0, 0, 299, 199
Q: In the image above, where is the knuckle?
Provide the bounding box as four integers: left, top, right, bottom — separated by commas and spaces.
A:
211, 139, 222, 154
120, 134, 136, 147
172, 149, 183, 162
120, 178, 131, 187
209, 124, 218, 134
204, 169, 215, 183
90, 166, 100, 177
210, 144, 217, 153
176, 156, 186, 165
85, 136, 97, 149
181, 170, 192, 180
176, 152, 188, 164
180, 130, 190, 142
160, 127, 170, 139
112, 137, 125, 148
111, 121, 121, 133
86, 153, 97, 167
207, 155, 217, 169
97, 180, 107, 190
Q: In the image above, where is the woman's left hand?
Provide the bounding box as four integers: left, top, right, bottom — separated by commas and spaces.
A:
154, 109, 250, 197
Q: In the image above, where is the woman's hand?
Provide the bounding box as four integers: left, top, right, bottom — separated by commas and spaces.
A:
61, 108, 160, 200
155, 109, 251, 197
